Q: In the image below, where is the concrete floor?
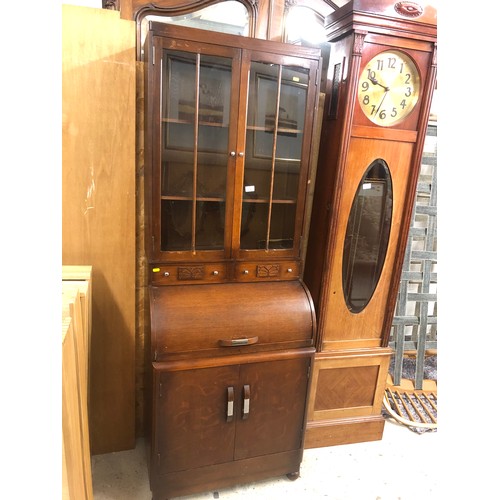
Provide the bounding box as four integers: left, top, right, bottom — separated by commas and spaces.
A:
91, 419, 438, 500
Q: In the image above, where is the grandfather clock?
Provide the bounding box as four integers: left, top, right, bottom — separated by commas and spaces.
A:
303, 0, 437, 447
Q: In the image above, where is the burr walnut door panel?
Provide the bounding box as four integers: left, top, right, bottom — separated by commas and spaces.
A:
154, 355, 311, 477
234, 357, 310, 460
155, 365, 239, 474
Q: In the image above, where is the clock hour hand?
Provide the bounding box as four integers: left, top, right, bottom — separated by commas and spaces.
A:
368, 75, 390, 92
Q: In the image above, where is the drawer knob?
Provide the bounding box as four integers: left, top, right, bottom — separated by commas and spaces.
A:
287, 268, 293, 273
213, 270, 219, 276
243, 269, 249, 275
163, 272, 170, 277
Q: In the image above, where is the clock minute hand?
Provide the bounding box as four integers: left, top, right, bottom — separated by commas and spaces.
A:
375, 88, 389, 116
368, 75, 390, 92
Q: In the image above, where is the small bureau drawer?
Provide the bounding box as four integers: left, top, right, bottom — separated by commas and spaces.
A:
150, 263, 227, 285
234, 261, 300, 282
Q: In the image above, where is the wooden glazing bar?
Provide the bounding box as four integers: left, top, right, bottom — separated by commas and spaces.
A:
192, 53, 201, 252
265, 64, 283, 251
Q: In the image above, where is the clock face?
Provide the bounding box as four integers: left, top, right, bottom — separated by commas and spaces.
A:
357, 50, 420, 127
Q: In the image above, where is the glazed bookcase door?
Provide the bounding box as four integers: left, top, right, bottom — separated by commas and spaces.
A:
150, 36, 241, 262
235, 52, 319, 261
148, 31, 319, 266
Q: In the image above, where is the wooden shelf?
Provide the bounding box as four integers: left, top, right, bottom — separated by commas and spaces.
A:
161, 195, 225, 202
247, 124, 303, 135
243, 198, 297, 204
162, 117, 228, 128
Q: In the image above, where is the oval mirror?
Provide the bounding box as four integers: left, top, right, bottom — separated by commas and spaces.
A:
342, 159, 393, 313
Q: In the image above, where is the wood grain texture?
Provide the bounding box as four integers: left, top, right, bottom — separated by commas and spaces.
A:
150, 350, 312, 499
62, 5, 136, 454
319, 137, 415, 348
304, 415, 385, 448
135, 60, 148, 438
304, 347, 390, 448
150, 281, 316, 360
306, 348, 391, 423
62, 276, 93, 499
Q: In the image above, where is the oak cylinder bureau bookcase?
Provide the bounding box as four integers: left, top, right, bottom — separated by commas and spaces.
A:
143, 22, 322, 499
302, 1, 437, 448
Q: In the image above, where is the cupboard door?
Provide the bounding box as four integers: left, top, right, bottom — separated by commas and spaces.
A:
151, 37, 241, 261
236, 54, 319, 260
234, 356, 311, 460
156, 365, 239, 474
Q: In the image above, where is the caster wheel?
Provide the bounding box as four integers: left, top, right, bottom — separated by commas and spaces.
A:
286, 471, 300, 481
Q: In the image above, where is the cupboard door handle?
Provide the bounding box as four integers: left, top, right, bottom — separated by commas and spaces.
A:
227, 386, 234, 422
218, 336, 258, 347
242, 384, 250, 420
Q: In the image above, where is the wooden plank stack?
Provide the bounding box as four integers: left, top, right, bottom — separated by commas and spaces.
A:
62, 266, 93, 500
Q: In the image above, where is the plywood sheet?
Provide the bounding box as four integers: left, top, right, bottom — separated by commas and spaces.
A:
62, 5, 136, 454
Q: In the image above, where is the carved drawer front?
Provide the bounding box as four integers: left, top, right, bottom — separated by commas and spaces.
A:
150, 281, 316, 360
234, 261, 300, 282
150, 263, 227, 285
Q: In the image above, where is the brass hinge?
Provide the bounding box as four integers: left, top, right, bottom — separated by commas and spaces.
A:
159, 381, 162, 398
152, 45, 155, 65
154, 349, 158, 361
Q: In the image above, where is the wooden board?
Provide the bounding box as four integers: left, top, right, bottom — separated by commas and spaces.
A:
62, 5, 136, 454
62, 279, 93, 499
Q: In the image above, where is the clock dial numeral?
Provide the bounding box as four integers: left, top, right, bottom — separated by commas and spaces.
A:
357, 50, 420, 126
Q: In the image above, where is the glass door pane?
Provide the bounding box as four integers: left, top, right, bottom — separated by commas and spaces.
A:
342, 159, 393, 313
160, 49, 232, 252
241, 62, 309, 250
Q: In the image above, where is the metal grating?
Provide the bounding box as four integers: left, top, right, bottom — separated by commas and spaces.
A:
389, 122, 437, 389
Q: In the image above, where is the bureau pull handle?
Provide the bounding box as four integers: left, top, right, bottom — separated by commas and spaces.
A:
218, 336, 259, 347
242, 384, 250, 420
227, 386, 234, 422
